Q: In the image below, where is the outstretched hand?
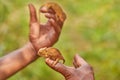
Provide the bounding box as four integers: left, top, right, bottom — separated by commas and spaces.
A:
28, 4, 65, 52
46, 54, 94, 80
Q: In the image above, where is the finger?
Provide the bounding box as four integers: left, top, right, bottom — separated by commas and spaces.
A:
45, 58, 68, 75
28, 4, 40, 40
73, 56, 82, 68
73, 60, 79, 68
44, 13, 56, 21
48, 19, 61, 35
40, 6, 63, 26
73, 54, 88, 67
40, 6, 55, 14
45, 13, 63, 26
28, 4, 38, 23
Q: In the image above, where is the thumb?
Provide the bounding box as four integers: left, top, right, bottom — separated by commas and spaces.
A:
73, 54, 88, 68
28, 4, 40, 40
28, 4, 38, 23
45, 58, 68, 75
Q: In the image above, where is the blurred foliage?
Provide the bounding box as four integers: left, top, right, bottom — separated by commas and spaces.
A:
0, 0, 120, 80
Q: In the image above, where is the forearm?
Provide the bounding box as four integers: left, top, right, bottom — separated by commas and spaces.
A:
0, 42, 38, 80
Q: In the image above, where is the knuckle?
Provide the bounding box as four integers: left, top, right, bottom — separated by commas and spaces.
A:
29, 34, 38, 41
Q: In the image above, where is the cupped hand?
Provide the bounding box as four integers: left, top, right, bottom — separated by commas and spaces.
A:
46, 54, 94, 80
28, 4, 66, 51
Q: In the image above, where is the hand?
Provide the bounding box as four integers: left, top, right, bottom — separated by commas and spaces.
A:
28, 4, 66, 51
46, 54, 94, 80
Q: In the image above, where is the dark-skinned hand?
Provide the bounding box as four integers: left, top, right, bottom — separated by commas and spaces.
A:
28, 4, 66, 52
46, 54, 95, 80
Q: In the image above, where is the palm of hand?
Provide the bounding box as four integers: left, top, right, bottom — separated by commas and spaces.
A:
30, 22, 59, 51
28, 4, 64, 51
65, 66, 93, 80
45, 54, 94, 80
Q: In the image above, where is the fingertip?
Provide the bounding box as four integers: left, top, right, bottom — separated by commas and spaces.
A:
45, 58, 54, 67
45, 58, 49, 62
28, 3, 34, 9
74, 53, 80, 60
45, 58, 68, 75
28, 3, 31, 7
44, 13, 51, 19
28, 4, 38, 23
40, 6, 48, 12
45, 13, 56, 20
40, 6, 55, 14
75, 53, 79, 57
45, 58, 51, 64
74, 54, 88, 66
29, 4, 36, 13
28, 3, 32, 7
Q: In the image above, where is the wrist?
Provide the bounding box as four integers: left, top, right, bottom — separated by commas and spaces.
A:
25, 42, 39, 60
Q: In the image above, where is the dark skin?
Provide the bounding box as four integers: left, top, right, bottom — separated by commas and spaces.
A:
29, 4, 64, 51
0, 4, 64, 80
0, 3, 94, 80
46, 54, 95, 80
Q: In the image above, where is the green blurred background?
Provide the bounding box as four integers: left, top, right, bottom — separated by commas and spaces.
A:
0, 0, 120, 80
